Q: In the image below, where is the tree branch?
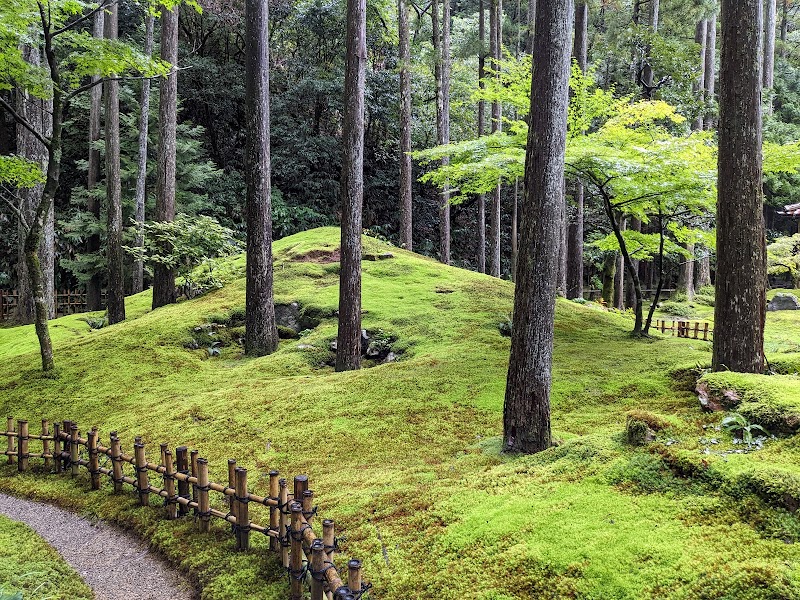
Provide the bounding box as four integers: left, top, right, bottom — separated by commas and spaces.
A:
0, 96, 51, 150
0, 186, 29, 232
51, 0, 116, 37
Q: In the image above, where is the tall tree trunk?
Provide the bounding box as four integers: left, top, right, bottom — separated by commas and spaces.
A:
556, 183, 567, 296
503, 0, 572, 454
489, 0, 503, 277
86, 9, 104, 311
601, 253, 616, 306
477, 0, 487, 272
105, 4, 126, 325
525, 0, 536, 53
625, 218, 641, 307
641, 0, 659, 93
16, 44, 54, 324
132, 14, 154, 295
512, 179, 518, 279
432, 0, 451, 264
153, 4, 179, 309
244, 0, 279, 356
614, 217, 625, 309
696, 251, 712, 288
713, 0, 767, 374
567, 2, 588, 300
336, 0, 367, 372
676, 243, 695, 300
398, 0, 413, 250
780, 0, 789, 56
764, 0, 777, 114
704, 12, 717, 130
693, 19, 707, 130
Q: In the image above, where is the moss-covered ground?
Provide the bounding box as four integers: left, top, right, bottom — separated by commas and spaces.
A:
0, 513, 92, 600
1, 227, 799, 599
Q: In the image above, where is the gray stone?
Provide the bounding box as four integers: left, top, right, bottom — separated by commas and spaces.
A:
275, 302, 301, 331
767, 293, 800, 311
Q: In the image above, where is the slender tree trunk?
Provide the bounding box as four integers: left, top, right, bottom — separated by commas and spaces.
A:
641, 0, 659, 93
694, 19, 707, 130
244, 0, 279, 356
153, 4, 179, 309
780, 0, 789, 56
86, 9, 104, 311
643, 211, 665, 334
557, 182, 567, 296
512, 178, 518, 279
602, 200, 644, 333
704, 12, 717, 130
696, 251, 712, 288
764, 0, 777, 114
503, 0, 572, 454
489, 0, 503, 277
614, 217, 625, 309
398, 0, 413, 250
433, 0, 451, 264
336, 0, 367, 372
105, 4, 125, 325
132, 14, 154, 294
477, 0, 487, 272
713, 0, 767, 374
677, 243, 695, 300
525, 0, 536, 53
625, 217, 641, 308
601, 253, 616, 306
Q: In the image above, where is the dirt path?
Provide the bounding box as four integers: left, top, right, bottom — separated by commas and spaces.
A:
0, 492, 195, 600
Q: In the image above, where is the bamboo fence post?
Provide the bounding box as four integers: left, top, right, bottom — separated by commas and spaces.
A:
110, 434, 123, 492
269, 470, 279, 551
6, 417, 15, 465
164, 449, 177, 520
88, 429, 100, 490
279, 478, 290, 568
190, 450, 199, 517
290, 502, 304, 600
303, 490, 315, 526
134, 442, 149, 506
52, 422, 61, 473
70, 424, 79, 477
160, 443, 168, 468
323, 520, 336, 600
660, 320, 666, 333
176, 446, 190, 517
311, 539, 325, 600
197, 458, 211, 533
17, 420, 28, 472
294, 474, 309, 504
41, 420, 50, 470
348, 559, 362, 597
227, 459, 237, 524
694, 322, 700, 339
703, 323, 709, 341
235, 467, 250, 551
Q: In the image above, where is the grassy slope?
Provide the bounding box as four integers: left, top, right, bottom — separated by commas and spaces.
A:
0, 227, 799, 599
0, 514, 93, 600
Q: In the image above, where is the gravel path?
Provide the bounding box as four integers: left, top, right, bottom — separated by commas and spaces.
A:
0, 492, 196, 600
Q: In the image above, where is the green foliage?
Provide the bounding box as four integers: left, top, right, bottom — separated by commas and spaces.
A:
721, 413, 769, 446
0, 156, 44, 189
659, 301, 694, 318
768, 234, 800, 288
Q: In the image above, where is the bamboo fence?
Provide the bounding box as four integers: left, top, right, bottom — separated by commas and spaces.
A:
654, 319, 713, 341
0, 290, 106, 321
2, 417, 369, 600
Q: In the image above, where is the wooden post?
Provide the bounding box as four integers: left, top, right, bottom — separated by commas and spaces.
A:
323, 519, 336, 600
134, 442, 149, 506
703, 322, 709, 341
235, 467, 250, 551
17, 420, 28, 472
661, 320, 666, 333
294, 474, 309, 503
160, 442, 168, 467
190, 450, 199, 517
197, 458, 211, 533
227, 459, 237, 524
348, 559, 362, 596
164, 449, 177, 520
303, 489, 315, 526
311, 539, 325, 600
110, 434, 123, 492
290, 502, 304, 600
279, 478, 290, 568
88, 429, 100, 490
6, 417, 15, 465
176, 446, 190, 517
694, 322, 700, 339
70, 424, 79, 477
52, 422, 61, 473
269, 470, 279, 551
41, 420, 50, 470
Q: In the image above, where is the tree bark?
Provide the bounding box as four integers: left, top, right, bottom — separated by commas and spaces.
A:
614, 217, 625, 309
764, 0, 777, 114
625, 217, 641, 308
503, 0, 572, 454
153, 4, 179, 309
433, 0, 451, 264
556, 182, 567, 296
398, 0, 413, 250
781, 0, 789, 55
695, 251, 712, 288
713, 0, 767, 374
693, 19, 707, 131
132, 13, 155, 295
105, 4, 125, 325
477, 0, 487, 272
489, 0, 503, 277
336, 0, 367, 372
86, 9, 104, 311
704, 12, 717, 130
676, 243, 695, 300
525, 0, 536, 53
641, 0, 659, 93
244, 0, 279, 356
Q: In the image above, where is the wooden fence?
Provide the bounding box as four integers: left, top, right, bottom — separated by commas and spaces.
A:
0, 290, 104, 321
654, 319, 713, 341
2, 417, 369, 600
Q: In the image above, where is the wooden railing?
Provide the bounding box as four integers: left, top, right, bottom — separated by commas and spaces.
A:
2, 417, 369, 600
0, 290, 106, 321
654, 319, 713, 341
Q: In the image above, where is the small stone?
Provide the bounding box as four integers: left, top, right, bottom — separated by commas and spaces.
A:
297, 344, 315, 350
383, 352, 399, 363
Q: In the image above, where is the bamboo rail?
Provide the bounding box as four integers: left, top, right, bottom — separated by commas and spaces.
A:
0, 289, 109, 320
1, 417, 369, 600
654, 319, 713, 341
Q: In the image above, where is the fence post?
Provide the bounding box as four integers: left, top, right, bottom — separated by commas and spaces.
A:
88, 430, 100, 490
279, 478, 290, 568
134, 442, 149, 506
52, 422, 61, 473
70, 424, 79, 477
6, 417, 15, 465
235, 467, 250, 551
197, 458, 211, 533
703, 323, 709, 341
164, 449, 177, 520
311, 539, 325, 600
176, 446, 190, 517
160, 443, 168, 468
110, 434, 123, 493
290, 502, 305, 600
17, 420, 28, 472
227, 459, 237, 527
269, 470, 279, 551
41, 420, 50, 471
303, 490, 315, 527
190, 450, 199, 517
323, 519, 336, 600
348, 559, 362, 597
294, 474, 309, 504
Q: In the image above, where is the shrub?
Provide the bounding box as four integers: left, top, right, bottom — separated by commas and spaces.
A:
660, 301, 694, 317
